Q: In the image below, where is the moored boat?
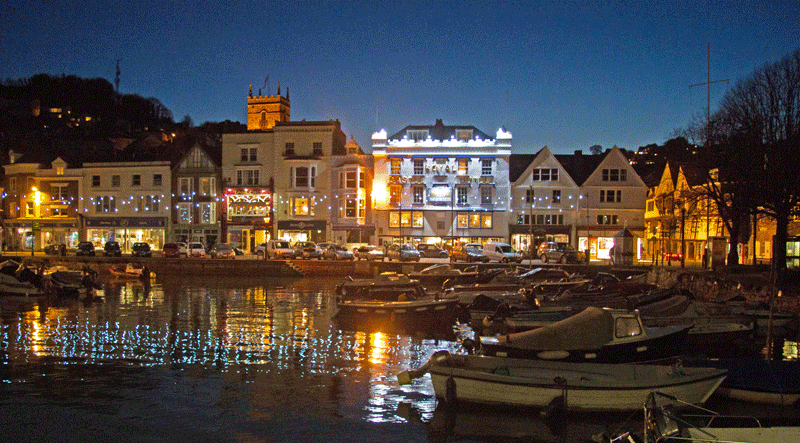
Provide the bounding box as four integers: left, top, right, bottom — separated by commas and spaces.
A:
334, 273, 461, 328
0, 260, 41, 297
681, 357, 800, 406
639, 391, 800, 442
478, 307, 691, 363
398, 351, 727, 412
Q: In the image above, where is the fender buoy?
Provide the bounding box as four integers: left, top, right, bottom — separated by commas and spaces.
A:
445, 376, 458, 404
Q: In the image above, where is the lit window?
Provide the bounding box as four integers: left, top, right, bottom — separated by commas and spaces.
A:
458, 159, 468, 175
390, 159, 401, 175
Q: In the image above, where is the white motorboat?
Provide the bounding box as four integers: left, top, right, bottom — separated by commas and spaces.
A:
398, 352, 726, 412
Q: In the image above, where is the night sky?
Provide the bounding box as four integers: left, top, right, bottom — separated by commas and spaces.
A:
3, 1, 798, 154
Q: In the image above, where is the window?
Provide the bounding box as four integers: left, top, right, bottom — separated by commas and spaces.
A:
200, 203, 215, 223
413, 185, 425, 204
236, 170, 259, 185
92, 175, 100, 187
343, 197, 357, 218
112, 175, 120, 187
457, 186, 468, 205
389, 185, 401, 204
413, 159, 424, 175
597, 214, 619, 225
136, 195, 160, 213
311, 166, 316, 188
294, 167, 309, 188
291, 197, 314, 216
481, 159, 493, 176
390, 158, 401, 175
179, 178, 193, 196
56, 166, 64, 175
525, 188, 534, 202
358, 170, 364, 188
132, 175, 141, 186
533, 214, 564, 225
94, 196, 115, 213
412, 211, 423, 227
200, 177, 216, 196
285, 143, 295, 156
407, 129, 428, 141
178, 203, 193, 223
457, 213, 468, 228
26, 202, 34, 217
600, 190, 622, 203
8, 177, 15, 193
313, 142, 323, 156
345, 171, 357, 189
533, 168, 559, 181
240, 147, 257, 162
458, 159, 468, 175
51, 185, 68, 201
455, 129, 473, 141
602, 168, 627, 182
552, 190, 561, 203
359, 197, 365, 218
52, 207, 67, 216
153, 174, 162, 187
481, 186, 492, 204
647, 201, 655, 211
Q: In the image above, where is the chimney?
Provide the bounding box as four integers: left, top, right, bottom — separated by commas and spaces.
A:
574, 150, 582, 156
435, 119, 444, 126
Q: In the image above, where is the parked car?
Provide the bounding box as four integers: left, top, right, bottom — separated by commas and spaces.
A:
386, 243, 421, 262
177, 242, 188, 255
450, 245, 489, 263
187, 242, 206, 258
76, 241, 96, 257
209, 243, 236, 259
483, 242, 522, 263
417, 243, 449, 259
321, 244, 354, 260
44, 243, 65, 255
162, 242, 181, 258
293, 241, 322, 259
131, 242, 152, 257
663, 252, 683, 261
104, 241, 122, 257
257, 240, 294, 259
355, 245, 385, 261
537, 241, 584, 264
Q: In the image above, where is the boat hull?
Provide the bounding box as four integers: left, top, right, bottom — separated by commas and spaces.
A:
428, 354, 726, 412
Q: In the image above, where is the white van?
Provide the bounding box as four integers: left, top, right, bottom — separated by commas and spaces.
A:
483, 242, 522, 263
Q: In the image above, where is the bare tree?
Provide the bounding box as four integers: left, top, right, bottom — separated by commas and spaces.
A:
702, 49, 800, 269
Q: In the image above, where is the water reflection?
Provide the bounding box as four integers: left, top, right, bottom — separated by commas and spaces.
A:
1, 274, 798, 442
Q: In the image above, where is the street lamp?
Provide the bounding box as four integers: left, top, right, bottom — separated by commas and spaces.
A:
679, 200, 686, 268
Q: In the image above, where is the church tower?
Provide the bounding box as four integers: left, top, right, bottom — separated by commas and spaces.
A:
246, 82, 290, 131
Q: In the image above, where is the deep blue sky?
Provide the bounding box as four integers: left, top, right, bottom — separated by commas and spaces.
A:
3, 1, 798, 154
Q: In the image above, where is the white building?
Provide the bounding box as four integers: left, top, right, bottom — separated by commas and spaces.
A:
371, 119, 512, 248
81, 162, 172, 252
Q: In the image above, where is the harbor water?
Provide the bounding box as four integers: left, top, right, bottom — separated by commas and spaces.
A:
1, 273, 798, 442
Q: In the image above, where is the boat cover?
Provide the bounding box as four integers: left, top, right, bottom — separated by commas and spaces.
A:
497, 306, 613, 350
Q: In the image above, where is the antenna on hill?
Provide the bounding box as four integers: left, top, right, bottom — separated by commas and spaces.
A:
115, 59, 122, 93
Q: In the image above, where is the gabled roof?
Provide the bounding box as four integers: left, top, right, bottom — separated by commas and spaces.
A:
508, 153, 538, 182
555, 151, 607, 186
387, 119, 493, 141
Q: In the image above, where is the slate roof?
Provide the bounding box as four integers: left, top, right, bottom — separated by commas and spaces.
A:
555, 151, 606, 187
387, 119, 493, 141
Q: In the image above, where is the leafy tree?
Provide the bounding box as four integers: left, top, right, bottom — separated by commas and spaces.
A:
589, 144, 602, 155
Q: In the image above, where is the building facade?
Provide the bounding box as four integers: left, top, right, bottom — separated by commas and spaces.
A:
81, 162, 172, 252
371, 119, 512, 249
171, 143, 222, 247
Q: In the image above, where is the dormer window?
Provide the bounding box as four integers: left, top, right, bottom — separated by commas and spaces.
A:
455, 129, 473, 141
407, 130, 428, 141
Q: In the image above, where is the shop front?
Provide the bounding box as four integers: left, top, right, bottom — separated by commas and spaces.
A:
332, 223, 375, 247
5, 220, 79, 251
85, 217, 167, 253
277, 220, 327, 244
509, 224, 571, 257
